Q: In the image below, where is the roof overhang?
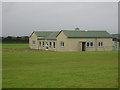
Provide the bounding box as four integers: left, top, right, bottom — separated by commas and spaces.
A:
68, 37, 112, 38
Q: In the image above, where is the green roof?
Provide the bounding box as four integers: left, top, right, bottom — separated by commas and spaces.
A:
33, 30, 112, 40
34, 31, 54, 37
34, 31, 59, 40
45, 32, 60, 40
62, 30, 112, 38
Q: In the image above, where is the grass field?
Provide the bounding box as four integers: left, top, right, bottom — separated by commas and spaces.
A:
2, 44, 118, 88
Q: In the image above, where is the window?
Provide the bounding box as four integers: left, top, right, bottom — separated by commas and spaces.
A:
49, 42, 52, 47
99, 42, 101, 46
98, 42, 103, 47
33, 41, 36, 44
86, 42, 89, 47
101, 42, 103, 46
90, 42, 93, 47
60, 42, 64, 47
86, 42, 94, 47
53, 42, 55, 48
46, 42, 48, 45
43, 42, 44, 47
39, 41, 41, 46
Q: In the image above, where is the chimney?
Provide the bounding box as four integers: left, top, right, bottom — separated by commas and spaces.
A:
75, 28, 80, 31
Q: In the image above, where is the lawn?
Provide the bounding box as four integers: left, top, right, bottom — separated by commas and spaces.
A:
2, 44, 118, 88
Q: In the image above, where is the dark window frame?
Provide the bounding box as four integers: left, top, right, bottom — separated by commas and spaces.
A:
53, 42, 56, 48
98, 42, 103, 47
33, 41, 36, 44
86, 42, 94, 47
49, 42, 52, 47
43, 42, 44, 47
86, 42, 89, 47
90, 42, 93, 47
39, 41, 41, 46
60, 42, 64, 47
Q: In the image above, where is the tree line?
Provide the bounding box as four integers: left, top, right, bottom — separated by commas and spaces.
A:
0, 34, 120, 44
1, 36, 29, 43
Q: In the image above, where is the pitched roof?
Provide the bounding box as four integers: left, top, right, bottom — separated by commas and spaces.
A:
45, 32, 60, 40
34, 31, 59, 40
112, 34, 120, 39
34, 31, 54, 37
32, 30, 112, 40
62, 30, 112, 38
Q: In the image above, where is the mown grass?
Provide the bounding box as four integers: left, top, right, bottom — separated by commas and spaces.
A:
2, 44, 118, 88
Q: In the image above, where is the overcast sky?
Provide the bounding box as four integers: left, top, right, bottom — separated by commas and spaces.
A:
2, 2, 118, 36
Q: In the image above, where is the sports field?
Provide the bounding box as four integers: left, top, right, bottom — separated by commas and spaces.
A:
2, 44, 118, 88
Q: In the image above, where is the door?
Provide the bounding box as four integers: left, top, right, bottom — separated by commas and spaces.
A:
114, 41, 118, 51
82, 42, 86, 51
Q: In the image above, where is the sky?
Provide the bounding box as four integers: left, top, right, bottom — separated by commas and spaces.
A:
2, 2, 118, 37
0, 1, 2, 37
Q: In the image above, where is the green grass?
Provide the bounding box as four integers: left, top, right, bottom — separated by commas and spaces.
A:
2, 44, 118, 88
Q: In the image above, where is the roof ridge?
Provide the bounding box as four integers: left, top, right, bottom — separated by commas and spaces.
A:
34, 31, 59, 32
62, 30, 107, 31
62, 30, 111, 38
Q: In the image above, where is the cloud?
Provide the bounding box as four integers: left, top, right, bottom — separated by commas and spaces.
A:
2, 2, 118, 36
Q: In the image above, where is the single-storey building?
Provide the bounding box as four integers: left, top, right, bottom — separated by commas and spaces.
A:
29, 28, 114, 51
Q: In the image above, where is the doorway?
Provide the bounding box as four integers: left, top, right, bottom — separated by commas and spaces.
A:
82, 42, 86, 51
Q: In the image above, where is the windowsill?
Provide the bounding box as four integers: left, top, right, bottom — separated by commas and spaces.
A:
86, 46, 94, 48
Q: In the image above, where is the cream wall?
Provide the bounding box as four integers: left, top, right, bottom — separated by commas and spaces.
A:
56, 32, 70, 51
29, 32, 114, 51
56, 31, 114, 51
29, 32, 57, 51
96, 38, 114, 51
29, 33, 39, 49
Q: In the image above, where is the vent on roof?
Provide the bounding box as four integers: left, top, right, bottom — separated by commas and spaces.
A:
75, 28, 80, 31
38, 37, 44, 39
